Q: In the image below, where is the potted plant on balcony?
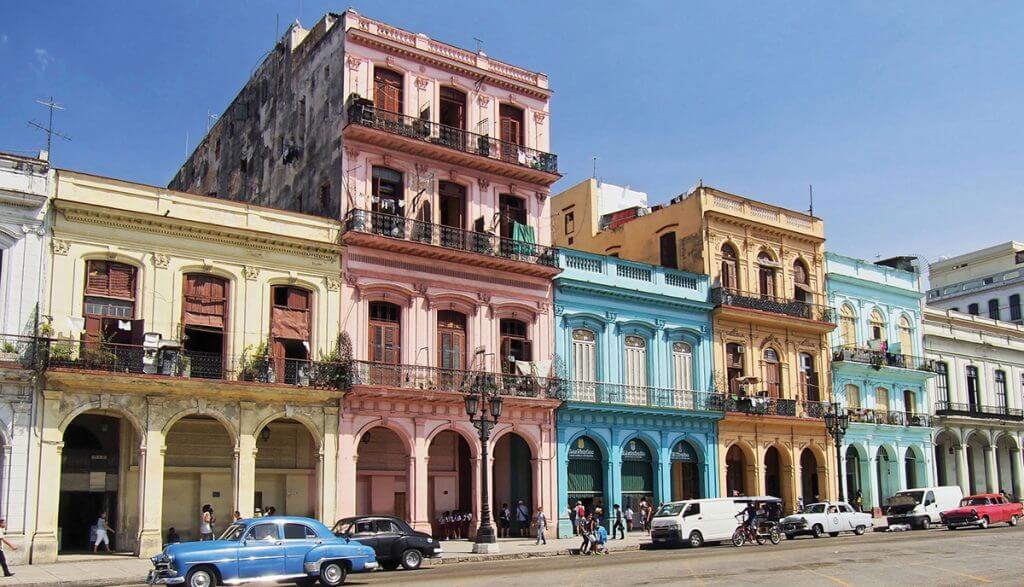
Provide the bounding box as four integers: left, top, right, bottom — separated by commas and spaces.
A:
869, 353, 884, 371
309, 333, 354, 391
239, 340, 275, 383
0, 342, 18, 363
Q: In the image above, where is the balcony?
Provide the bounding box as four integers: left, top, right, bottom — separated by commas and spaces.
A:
350, 361, 564, 400
831, 347, 935, 372
934, 400, 1023, 421
0, 334, 38, 371
720, 394, 829, 419
711, 287, 834, 325
345, 99, 559, 185
563, 380, 723, 412
342, 209, 560, 277
846, 407, 932, 427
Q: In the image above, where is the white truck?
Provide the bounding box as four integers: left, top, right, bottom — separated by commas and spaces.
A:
650, 498, 746, 547
886, 486, 964, 530
779, 502, 873, 539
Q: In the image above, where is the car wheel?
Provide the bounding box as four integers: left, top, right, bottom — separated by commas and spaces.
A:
946, 525, 956, 531
854, 525, 866, 536
319, 562, 347, 586
785, 533, 795, 540
185, 567, 217, 587
979, 517, 989, 529
400, 548, 423, 570
828, 532, 840, 538
688, 530, 704, 548
918, 517, 930, 531
381, 561, 400, 571
1010, 515, 1019, 527
811, 524, 824, 539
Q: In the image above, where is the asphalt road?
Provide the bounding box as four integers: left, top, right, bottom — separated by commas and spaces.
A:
128, 526, 1024, 586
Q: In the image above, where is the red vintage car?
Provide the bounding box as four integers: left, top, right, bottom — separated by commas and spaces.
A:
940, 494, 1022, 529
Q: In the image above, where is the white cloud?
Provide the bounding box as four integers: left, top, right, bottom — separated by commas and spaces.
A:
1, 34, 8, 44
33, 48, 51, 74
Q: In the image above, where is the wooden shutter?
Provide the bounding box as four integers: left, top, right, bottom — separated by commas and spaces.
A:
374, 69, 403, 114
86, 261, 110, 295
83, 315, 102, 346
108, 263, 135, 298
183, 274, 227, 329
271, 287, 311, 340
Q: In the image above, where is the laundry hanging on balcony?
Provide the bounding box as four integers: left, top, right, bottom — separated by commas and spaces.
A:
511, 221, 536, 258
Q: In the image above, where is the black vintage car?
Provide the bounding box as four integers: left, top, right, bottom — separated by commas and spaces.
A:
332, 516, 442, 570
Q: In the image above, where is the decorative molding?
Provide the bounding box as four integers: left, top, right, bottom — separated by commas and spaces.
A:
52, 239, 70, 256
414, 163, 429, 177
534, 191, 547, 204
414, 76, 430, 90
152, 253, 170, 269
242, 266, 260, 280
413, 282, 429, 297
346, 55, 362, 70
605, 311, 617, 321
477, 292, 492, 305
477, 177, 490, 191
553, 304, 564, 316
533, 111, 547, 125
325, 277, 340, 292
344, 147, 360, 162
476, 93, 491, 108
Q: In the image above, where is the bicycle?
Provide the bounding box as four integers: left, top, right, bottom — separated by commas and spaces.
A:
732, 514, 782, 547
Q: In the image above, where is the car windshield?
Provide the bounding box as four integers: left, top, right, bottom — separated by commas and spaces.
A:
803, 504, 827, 514
656, 503, 686, 517
962, 497, 991, 506
220, 524, 245, 541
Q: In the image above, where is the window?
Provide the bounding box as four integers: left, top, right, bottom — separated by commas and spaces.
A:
624, 336, 648, 391
799, 353, 819, 401
1016, 251, 1024, 264
988, 299, 1001, 321
439, 86, 466, 129
672, 341, 693, 391
869, 309, 887, 342
903, 389, 916, 415
374, 520, 403, 533
845, 384, 861, 409
967, 303, 979, 316
248, 523, 280, 541
270, 286, 312, 383
897, 315, 914, 355
995, 370, 1007, 409
966, 366, 980, 410
83, 260, 139, 345
369, 301, 401, 364
500, 319, 531, 372
839, 305, 857, 348
437, 310, 467, 371
498, 104, 524, 145
793, 260, 810, 302
371, 166, 404, 215
564, 211, 575, 235
720, 244, 739, 290
659, 232, 678, 269
373, 67, 404, 114
934, 361, 950, 403
182, 274, 228, 379
1010, 294, 1022, 323
571, 329, 596, 382
498, 193, 527, 240
684, 503, 701, 517
875, 387, 889, 412
726, 343, 744, 394
762, 348, 782, 398
283, 524, 317, 540
757, 252, 776, 298
438, 181, 466, 233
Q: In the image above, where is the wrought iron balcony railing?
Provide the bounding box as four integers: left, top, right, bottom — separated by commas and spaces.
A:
343, 209, 558, 268
38, 339, 352, 391
0, 333, 38, 370
351, 360, 565, 400
563, 380, 723, 412
934, 400, 1023, 421
719, 394, 829, 419
711, 287, 834, 322
831, 346, 934, 372
846, 407, 932, 427
346, 99, 558, 174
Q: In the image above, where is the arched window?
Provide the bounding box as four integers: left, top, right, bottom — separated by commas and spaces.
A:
839, 305, 857, 348
897, 315, 913, 356
571, 329, 597, 382
757, 251, 776, 299
672, 341, 693, 391
869, 309, 887, 343
721, 244, 739, 290
373, 67, 404, 114
875, 387, 889, 412
624, 336, 648, 394
762, 348, 782, 398
726, 342, 744, 394
845, 384, 861, 409
793, 259, 810, 302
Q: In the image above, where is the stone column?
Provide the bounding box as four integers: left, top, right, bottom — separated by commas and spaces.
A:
955, 444, 970, 496
410, 425, 430, 533
984, 446, 1000, 493
319, 407, 339, 523
336, 416, 357, 518
608, 442, 621, 530
30, 392, 63, 564
470, 457, 482, 538
235, 435, 257, 518
894, 444, 906, 493
135, 428, 165, 558
555, 433, 571, 538
1011, 449, 1024, 501
866, 454, 879, 512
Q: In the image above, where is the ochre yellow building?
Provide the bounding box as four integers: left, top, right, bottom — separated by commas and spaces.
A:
33, 170, 344, 562
552, 179, 837, 512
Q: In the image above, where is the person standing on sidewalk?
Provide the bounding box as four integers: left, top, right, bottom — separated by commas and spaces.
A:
612, 504, 625, 539
199, 505, 215, 541
93, 512, 114, 552
516, 500, 530, 537
0, 519, 15, 577
498, 504, 511, 538
534, 507, 548, 545
638, 499, 650, 532
625, 505, 634, 532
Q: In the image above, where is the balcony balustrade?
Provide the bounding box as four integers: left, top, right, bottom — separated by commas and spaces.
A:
563, 380, 723, 411
346, 100, 558, 175
711, 287, 834, 323
343, 209, 558, 268
934, 400, 1023, 421
350, 361, 564, 400
718, 394, 829, 419
0, 333, 38, 370
846, 407, 932, 427
831, 346, 934, 372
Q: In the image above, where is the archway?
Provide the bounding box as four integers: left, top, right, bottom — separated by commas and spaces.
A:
764, 446, 791, 505
255, 419, 318, 518
725, 444, 754, 497
845, 445, 868, 510
493, 432, 533, 536
428, 430, 473, 538
162, 415, 235, 542
620, 437, 655, 513
800, 448, 821, 502
995, 435, 1017, 496
965, 433, 990, 495
934, 430, 960, 488
670, 440, 701, 501
567, 436, 604, 517
904, 445, 926, 490
58, 412, 140, 553
356, 426, 410, 520
875, 445, 898, 509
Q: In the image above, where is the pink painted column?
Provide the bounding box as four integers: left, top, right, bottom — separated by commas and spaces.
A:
411, 431, 431, 532
336, 416, 357, 519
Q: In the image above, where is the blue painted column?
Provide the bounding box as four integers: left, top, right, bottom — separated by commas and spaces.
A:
657, 439, 671, 506
609, 442, 622, 530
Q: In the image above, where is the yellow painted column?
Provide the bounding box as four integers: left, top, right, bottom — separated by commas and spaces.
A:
319, 406, 339, 524
136, 428, 166, 557
30, 392, 63, 564
236, 403, 257, 518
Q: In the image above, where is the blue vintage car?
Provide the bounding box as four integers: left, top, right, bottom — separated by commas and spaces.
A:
147, 516, 377, 586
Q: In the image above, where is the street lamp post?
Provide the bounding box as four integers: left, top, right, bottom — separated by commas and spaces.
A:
824, 401, 850, 502
464, 369, 503, 554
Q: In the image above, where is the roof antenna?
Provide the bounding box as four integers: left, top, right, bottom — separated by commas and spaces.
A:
592, 156, 598, 179
474, 37, 484, 54
808, 184, 814, 217
207, 110, 219, 132
28, 96, 71, 158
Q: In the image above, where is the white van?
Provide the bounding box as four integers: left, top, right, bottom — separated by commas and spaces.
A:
650, 498, 746, 547
886, 486, 964, 530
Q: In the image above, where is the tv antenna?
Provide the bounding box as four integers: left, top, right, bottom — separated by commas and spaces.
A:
474, 37, 484, 53
206, 110, 219, 132
28, 96, 71, 157
807, 184, 814, 217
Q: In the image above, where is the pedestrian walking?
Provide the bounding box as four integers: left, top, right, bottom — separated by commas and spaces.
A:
568, 503, 577, 535
797, 496, 805, 513
625, 505, 634, 532
199, 505, 216, 541
612, 504, 625, 539
498, 503, 511, 538
854, 490, 864, 512
534, 507, 548, 545
0, 519, 15, 577
574, 501, 586, 536
516, 500, 530, 537
638, 499, 650, 532
93, 512, 114, 552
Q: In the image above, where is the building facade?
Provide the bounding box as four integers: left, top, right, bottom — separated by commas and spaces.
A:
0, 152, 52, 563
552, 179, 837, 512
553, 250, 719, 535
31, 170, 344, 562
926, 241, 1024, 325
826, 253, 935, 512
925, 308, 1024, 499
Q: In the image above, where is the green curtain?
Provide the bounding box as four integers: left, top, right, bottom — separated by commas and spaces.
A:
568, 458, 604, 495
621, 461, 653, 493
512, 222, 536, 256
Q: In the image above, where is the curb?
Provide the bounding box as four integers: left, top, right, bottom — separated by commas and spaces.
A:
427, 542, 642, 566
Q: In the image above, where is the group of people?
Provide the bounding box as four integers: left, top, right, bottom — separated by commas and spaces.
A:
435, 510, 473, 540
497, 500, 533, 538
569, 498, 658, 555
433, 501, 549, 545
166, 504, 272, 545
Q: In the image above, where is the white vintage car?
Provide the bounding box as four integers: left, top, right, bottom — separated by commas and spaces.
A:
780, 502, 873, 539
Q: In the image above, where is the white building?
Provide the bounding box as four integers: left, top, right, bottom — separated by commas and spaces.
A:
925, 307, 1024, 499
927, 241, 1024, 325
0, 151, 51, 563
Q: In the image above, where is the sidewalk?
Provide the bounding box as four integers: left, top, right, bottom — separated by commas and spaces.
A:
428, 530, 647, 565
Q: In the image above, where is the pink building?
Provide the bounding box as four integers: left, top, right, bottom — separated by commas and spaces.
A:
335, 12, 562, 535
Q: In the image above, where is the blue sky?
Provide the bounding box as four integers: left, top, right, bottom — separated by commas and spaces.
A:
2, 1, 1021, 266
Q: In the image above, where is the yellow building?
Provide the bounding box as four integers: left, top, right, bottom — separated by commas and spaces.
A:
32, 170, 344, 562
552, 179, 837, 512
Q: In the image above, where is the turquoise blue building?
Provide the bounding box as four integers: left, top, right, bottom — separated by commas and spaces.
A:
554, 250, 721, 536
826, 253, 936, 512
